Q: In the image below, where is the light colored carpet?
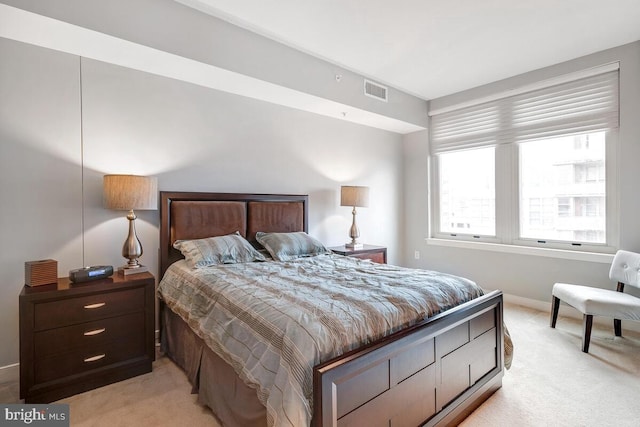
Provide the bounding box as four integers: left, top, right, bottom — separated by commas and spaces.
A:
460, 303, 640, 427
58, 355, 219, 427
3, 302, 639, 426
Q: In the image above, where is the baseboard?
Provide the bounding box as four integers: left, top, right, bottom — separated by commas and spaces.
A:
503, 293, 640, 333
503, 293, 555, 313
0, 363, 19, 385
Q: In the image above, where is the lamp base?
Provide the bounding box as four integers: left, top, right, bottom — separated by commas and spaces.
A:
345, 242, 364, 249
118, 264, 149, 276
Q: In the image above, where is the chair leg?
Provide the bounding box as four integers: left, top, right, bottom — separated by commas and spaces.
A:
550, 296, 560, 328
614, 319, 622, 337
582, 314, 593, 353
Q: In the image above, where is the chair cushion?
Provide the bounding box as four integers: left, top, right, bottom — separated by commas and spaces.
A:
552, 283, 640, 321
609, 250, 640, 290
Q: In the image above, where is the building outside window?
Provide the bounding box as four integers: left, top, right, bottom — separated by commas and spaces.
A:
439, 147, 495, 235
519, 132, 607, 243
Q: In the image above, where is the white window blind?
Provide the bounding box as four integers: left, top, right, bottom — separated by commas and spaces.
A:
431, 67, 619, 154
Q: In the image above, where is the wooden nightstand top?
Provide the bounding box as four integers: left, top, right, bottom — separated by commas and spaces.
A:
328, 244, 387, 264
20, 271, 155, 297
328, 244, 386, 254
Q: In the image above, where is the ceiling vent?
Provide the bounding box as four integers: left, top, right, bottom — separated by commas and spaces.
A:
364, 79, 388, 102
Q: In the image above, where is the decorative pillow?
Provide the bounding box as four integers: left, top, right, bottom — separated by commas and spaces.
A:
255, 231, 330, 261
173, 232, 266, 268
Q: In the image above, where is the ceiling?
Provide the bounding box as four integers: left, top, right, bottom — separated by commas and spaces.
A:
177, 0, 640, 100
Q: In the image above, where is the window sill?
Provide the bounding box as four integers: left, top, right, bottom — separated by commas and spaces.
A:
425, 238, 614, 264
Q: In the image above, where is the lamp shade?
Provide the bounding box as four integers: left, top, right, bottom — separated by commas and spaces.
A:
103, 175, 158, 210
340, 186, 370, 208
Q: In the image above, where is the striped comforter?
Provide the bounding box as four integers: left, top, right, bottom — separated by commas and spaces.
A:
157, 254, 484, 427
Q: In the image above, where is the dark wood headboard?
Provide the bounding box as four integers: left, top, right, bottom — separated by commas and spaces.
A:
159, 191, 309, 278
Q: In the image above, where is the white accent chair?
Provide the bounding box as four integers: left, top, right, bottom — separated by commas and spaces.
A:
550, 250, 640, 353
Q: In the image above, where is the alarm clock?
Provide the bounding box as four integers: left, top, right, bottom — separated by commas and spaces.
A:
69, 265, 114, 283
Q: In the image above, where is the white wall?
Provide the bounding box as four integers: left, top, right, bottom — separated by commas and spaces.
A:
0, 37, 404, 367
0, 39, 83, 370
403, 41, 640, 303
0, 0, 427, 129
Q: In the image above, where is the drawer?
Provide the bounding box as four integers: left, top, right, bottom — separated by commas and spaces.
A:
34, 287, 145, 331
351, 252, 385, 263
34, 334, 145, 384
34, 312, 144, 358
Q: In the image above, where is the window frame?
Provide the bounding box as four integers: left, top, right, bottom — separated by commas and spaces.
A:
435, 146, 497, 238
509, 129, 619, 254
428, 65, 620, 257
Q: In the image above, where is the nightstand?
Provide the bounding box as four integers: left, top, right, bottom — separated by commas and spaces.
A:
19, 272, 155, 403
328, 244, 387, 264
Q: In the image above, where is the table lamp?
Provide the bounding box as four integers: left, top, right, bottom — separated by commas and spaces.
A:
103, 174, 157, 274
340, 185, 370, 249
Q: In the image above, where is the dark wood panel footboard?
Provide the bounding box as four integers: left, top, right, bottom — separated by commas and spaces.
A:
314, 290, 504, 427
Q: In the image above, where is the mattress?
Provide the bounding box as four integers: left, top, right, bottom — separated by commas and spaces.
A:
157, 254, 486, 427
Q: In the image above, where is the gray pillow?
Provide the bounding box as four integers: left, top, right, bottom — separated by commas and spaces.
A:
255, 231, 330, 261
173, 232, 266, 268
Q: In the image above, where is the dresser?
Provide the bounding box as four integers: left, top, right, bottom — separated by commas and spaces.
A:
328, 244, 387, 264
19, 272, 155, 403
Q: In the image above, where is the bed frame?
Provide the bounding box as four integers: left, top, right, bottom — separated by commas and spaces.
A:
159, 191, 504, 427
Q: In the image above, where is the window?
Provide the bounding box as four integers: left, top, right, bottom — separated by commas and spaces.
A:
557, 197, 571, 217
429, 64, 619, 253
438, 148, 495, 235
520, 132, 606, 243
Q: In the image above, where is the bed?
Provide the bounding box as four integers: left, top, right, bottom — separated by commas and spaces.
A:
157, 191, 509, 427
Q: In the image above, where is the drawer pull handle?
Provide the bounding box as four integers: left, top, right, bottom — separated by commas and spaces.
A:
83, 328, 106, 336
84, 354, 106, 363
83, 302, 106, 309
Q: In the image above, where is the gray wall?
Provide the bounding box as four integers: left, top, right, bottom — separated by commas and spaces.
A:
0, 37, 404, 367
1, 0, 427, 129
403, 41, 640, 302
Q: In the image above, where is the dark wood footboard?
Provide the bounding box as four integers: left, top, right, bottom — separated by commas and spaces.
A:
313, 290, 504, 427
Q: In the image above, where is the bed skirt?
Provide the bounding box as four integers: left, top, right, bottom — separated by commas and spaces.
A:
161, 306, 268, 427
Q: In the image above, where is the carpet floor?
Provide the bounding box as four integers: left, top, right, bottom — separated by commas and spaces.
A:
459, 303, 640, 427
4, 302, 639, 426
